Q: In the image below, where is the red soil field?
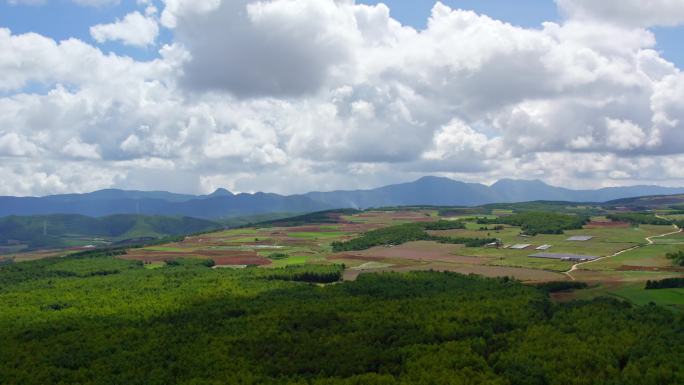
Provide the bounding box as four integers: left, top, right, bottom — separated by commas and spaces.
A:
329, 254, 378, 262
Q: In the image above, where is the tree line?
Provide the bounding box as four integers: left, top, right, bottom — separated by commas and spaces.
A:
477, 212, 589, 235
331, 222, 496, 252
645, 277, 684, 290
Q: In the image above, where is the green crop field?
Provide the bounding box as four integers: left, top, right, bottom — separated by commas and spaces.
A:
568, 282, 684, 311
612, 284, 684, 309
584, 244, 681, 270
268, 255, 312, 267
489, 254, 574, 272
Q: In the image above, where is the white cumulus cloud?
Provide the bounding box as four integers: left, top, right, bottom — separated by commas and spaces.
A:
90, 11, 159, 47
557, 0, 684, 27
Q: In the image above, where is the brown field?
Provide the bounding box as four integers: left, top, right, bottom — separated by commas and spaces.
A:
335, 241, 489, 264
330, 254, 379, 262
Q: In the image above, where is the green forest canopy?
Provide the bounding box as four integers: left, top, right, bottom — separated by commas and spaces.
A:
2, 252, 684, 384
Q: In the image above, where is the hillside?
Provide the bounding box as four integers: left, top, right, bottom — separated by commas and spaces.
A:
0, 190, 329, 219
0, 214, 221, 250
605, 194, 684, 208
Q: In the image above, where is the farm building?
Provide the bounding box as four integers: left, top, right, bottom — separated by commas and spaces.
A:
566, 236, 594, 241
536, 244, 552, 250
529, 253, 599, 262
509, 244, 532, 250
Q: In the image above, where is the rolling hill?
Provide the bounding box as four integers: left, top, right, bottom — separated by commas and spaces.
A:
0, 214, 221, 250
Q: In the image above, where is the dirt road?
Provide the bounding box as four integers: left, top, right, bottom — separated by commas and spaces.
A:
564, 223, 682, 281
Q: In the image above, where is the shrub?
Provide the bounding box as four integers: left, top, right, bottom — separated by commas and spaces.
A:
666, 250, 684, 266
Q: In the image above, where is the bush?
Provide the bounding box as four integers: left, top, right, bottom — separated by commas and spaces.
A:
267, 253, 289, 260
666, 250, 684, 266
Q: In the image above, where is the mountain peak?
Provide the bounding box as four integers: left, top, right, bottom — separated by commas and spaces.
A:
209, 188, 233, 197
414, 176, 460, 184
492, 178, 549, 187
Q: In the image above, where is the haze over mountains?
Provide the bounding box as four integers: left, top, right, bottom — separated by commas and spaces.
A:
1, 176, 684, 219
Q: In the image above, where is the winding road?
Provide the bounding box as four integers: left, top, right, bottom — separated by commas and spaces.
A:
564, 221, 682, 281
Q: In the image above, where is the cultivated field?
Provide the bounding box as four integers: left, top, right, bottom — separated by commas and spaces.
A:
4, 206, 684, 309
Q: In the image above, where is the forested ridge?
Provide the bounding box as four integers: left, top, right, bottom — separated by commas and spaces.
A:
1, 253, 684, 384
606, 213, 672, 226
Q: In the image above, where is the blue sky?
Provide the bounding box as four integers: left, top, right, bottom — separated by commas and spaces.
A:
1, 0, 682, 67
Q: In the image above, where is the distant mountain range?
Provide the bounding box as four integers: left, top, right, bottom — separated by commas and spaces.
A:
1, 176, 684, 219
